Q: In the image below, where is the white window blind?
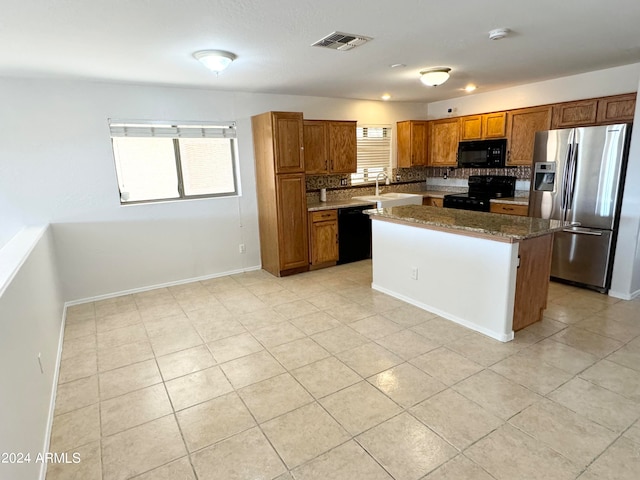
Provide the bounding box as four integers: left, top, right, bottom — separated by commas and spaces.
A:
351, 126, 392, 185
109, 121, 238, 204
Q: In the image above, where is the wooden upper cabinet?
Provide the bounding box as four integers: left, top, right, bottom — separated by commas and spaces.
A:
276, 174, 309, 271
596, 93, 636, 124
429, 118, 459, 166
303, 120, 356, 174
551, 94, 636, 128
328, 121, 357, 173
397, 120, 428, 167
484, 112, 507, 138
303, 120, 328, 174
273, 112, 304, 173
551, 100, 598, 128
506, 106, 551, 166
459, 112, 506, 141
460, 116, 483, 141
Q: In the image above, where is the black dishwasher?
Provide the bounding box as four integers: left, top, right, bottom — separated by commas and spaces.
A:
337, 206, 372, 264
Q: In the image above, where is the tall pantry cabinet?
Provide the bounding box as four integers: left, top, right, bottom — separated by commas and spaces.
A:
251, 112, 309, 277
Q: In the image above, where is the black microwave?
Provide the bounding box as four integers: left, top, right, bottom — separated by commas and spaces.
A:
457, 139, 507, 168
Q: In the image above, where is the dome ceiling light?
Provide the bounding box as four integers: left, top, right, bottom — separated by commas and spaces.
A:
194, 50, 237, 74
419, 67, 451, 87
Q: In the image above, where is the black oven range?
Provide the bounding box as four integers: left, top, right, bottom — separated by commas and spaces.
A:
443, 175, 516, 212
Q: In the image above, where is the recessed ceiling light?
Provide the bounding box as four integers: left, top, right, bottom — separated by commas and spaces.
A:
464, 84, 477, 92
390, 63, 406, 68
381, 93, 391, 101
194, 50, 237, 74
488, 28, 510, 40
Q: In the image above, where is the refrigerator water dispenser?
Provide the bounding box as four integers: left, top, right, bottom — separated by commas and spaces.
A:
533, 162, 556, 191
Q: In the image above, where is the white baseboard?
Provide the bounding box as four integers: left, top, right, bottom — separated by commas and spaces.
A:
608, 288, 640, 301
65, 265, 262, 306
39, 304, 67, 480
372, 283, 514, 343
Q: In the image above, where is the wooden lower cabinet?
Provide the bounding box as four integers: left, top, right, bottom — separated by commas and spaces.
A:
490, 202, 528, 216
308, 210, 338, 268
276, 175, 309, 273
422, 197, 443, 207
513, 234, 553, 330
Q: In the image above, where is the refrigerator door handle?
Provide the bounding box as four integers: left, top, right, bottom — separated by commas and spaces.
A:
560, 143, 573, 212
567, 142, 579, 208
562, 227, 603, 236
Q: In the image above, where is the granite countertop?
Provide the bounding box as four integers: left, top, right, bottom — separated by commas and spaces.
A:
307, 199, 376, 211
366, 204, 564, 241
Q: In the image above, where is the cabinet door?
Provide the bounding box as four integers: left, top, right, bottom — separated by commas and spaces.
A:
397, 121, 428, 167
460, 116, 483, 140
483, 112, 507, 138
273, 112, 304, 173
410, 122, 428, 166
429, 119, 459, 166
310, 217, 338, 265
596, 93, 636, 124
276, 174, 308, 271
506, 106, 551, 166
551, 100, 598, 128
328, 121, 357, 173
303, 121, 328, 174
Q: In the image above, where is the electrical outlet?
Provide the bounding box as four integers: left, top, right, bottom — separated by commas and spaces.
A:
410, 266, 418, 280
340, 178, 348, 186
239, 243, 246, 254
395, 174, 401, 182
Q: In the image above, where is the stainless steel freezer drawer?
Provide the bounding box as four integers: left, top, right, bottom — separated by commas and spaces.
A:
551, 227, 613, 290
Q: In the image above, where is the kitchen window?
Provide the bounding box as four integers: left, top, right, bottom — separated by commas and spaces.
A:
109, 121, 238, 204
351, 125, 392, 185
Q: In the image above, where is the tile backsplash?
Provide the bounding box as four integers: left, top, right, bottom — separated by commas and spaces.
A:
306, 165, 530, 194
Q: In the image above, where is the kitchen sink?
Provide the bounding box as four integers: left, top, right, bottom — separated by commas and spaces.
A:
352, 192, 423, 208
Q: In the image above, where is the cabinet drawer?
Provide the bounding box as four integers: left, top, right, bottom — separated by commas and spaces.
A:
490, 203, 528, 216
310, 210, 337, 222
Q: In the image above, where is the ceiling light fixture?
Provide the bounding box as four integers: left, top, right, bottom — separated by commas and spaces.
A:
464, 84, 477, 92
419, 67, 451, 87
488, 28, 510, 40
381, 93, 391, 101
194, 50, 237, 74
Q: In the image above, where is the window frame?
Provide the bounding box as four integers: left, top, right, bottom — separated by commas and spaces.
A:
109, 119, 240, 205
351, 125, 393, 186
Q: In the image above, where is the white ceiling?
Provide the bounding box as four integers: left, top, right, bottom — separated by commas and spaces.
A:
2, 0, 640, 102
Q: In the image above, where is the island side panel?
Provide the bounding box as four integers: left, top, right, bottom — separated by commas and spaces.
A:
513, 233, 554, 331
370, 218, 519, 342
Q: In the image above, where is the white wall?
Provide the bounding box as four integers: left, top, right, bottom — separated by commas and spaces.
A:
427, 63, 640, 118
611, 77, 640, 298
0, 226, 64, 480
0, 78, 426, 301
427, 63, 640, 299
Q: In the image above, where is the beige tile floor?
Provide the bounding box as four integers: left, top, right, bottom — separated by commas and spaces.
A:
48, 260, 640, 480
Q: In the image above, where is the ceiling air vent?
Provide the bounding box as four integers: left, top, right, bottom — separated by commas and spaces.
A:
311, 31, 372, 51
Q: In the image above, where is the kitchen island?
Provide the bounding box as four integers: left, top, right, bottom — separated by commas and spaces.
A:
366, 205, 564, 341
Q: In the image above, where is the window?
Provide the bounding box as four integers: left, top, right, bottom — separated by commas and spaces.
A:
109, 121, 238, 204
351, 125, 392, 185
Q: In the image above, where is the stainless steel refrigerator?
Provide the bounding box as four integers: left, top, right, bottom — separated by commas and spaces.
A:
528, 124, 631, 292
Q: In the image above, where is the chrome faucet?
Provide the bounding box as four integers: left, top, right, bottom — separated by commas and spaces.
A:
375, 172, 389, 196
